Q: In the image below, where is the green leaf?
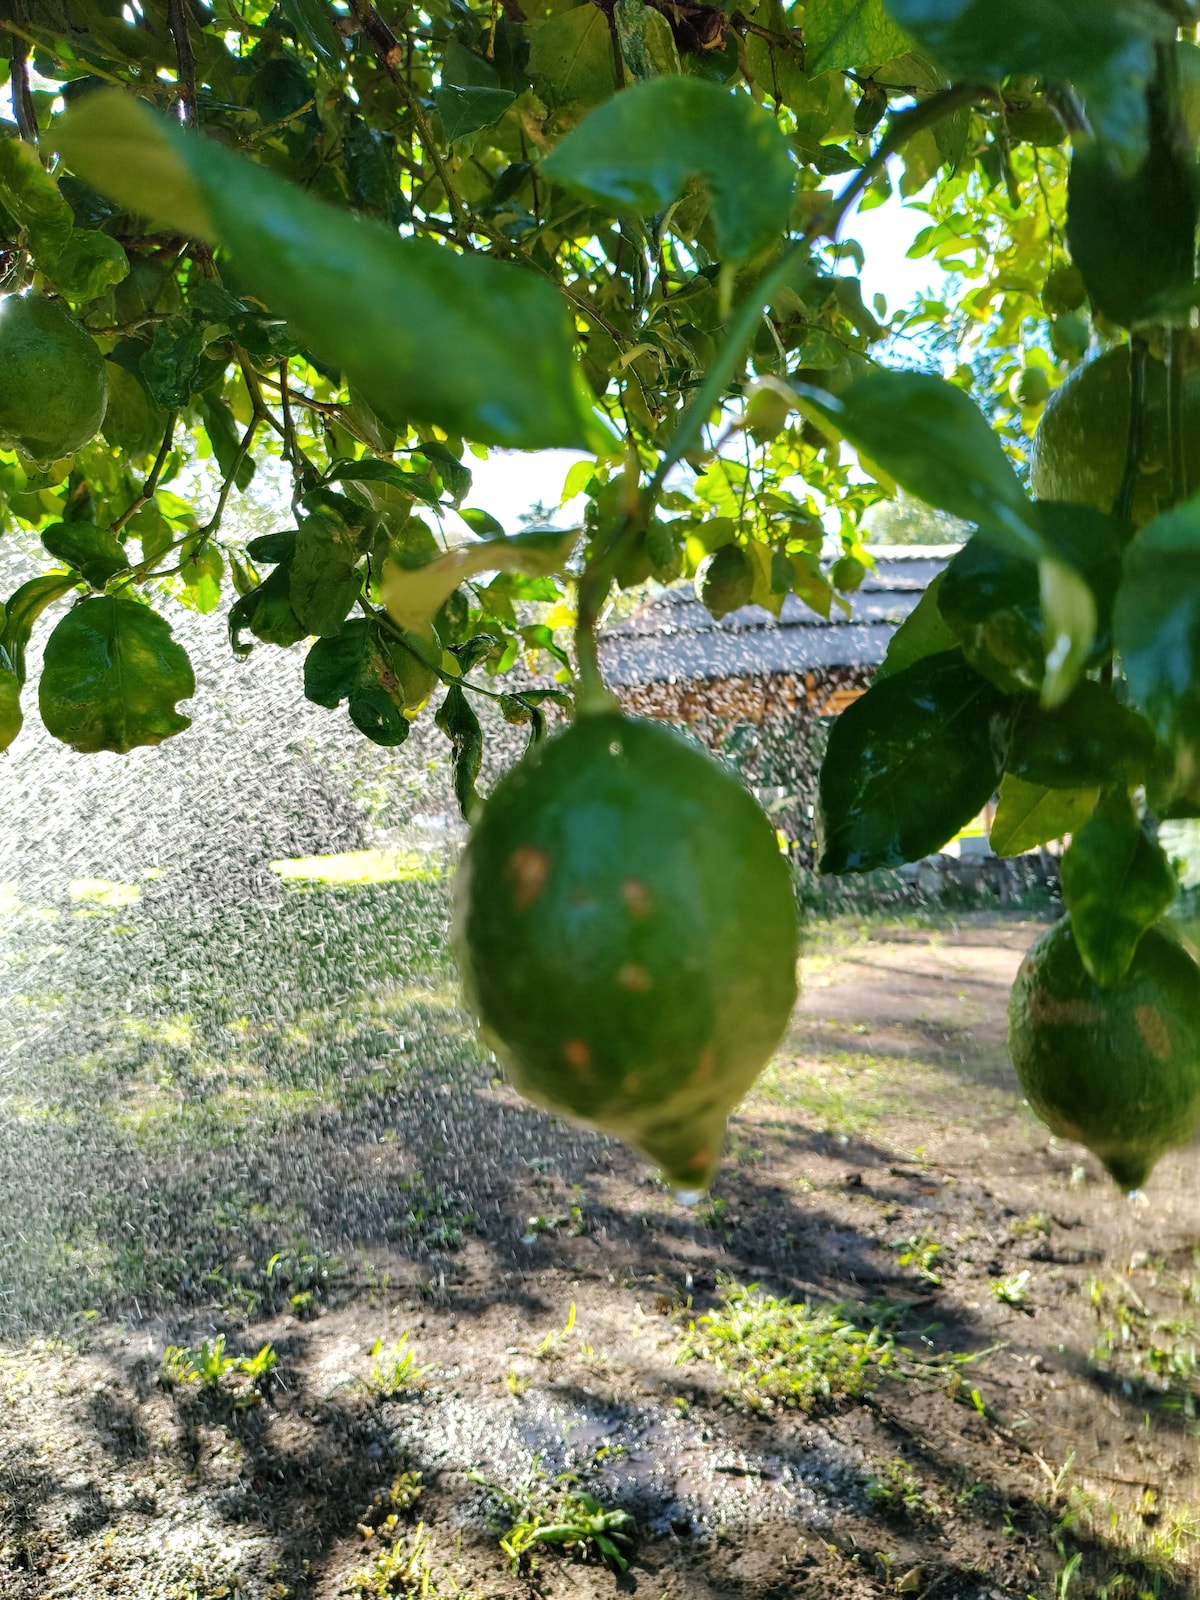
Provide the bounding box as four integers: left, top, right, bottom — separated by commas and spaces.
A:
1, 574, 79, 684
41, 521, 131, 590
435, 683, 484, 821
882, 0, 1162, 150
0, 654, 21, 753
528, 6, 617, 115
434, 85, 516, 143
141, 318, 208, 410
54, 92, 589, 450
380, 529, 580, 641
198, 395, 255, 492
289, 512, 363, 638
798, 371, 1038, 552
228, 561, 308, 656
322, 458, 441, 506
806, 0, 912, 74
38, 596, 194, 753
178, 537, 224, 614
279, 0, 342, 64
0, 137, 73, 261
818, 649, 1012, 873
47, 227, 129, 301
937, 536, 1044, 694
304, 618, 436, 745
542, 78, 796, 263
990, 773, 1099, 857
1060, 790, 1177, 988
1008, 681, 1156, 790
874, 573, 959, 680
1066, 128, 1198, 328
1113, 499, 1200, 801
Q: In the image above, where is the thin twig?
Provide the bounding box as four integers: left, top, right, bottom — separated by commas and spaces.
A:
109, 414, 179, 536
166, 0, 198, 124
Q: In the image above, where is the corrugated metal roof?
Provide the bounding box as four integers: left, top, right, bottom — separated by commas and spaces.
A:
600, 546, 956, 688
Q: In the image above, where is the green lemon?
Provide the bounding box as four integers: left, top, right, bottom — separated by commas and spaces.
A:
1049, 312, 1090, 365
1029, 345, 1200, 524
454, 713, 799, 1191
0, 294, 108, 464
1042, 263, 1087, 316
830, 554, 867, 593
1008, 917, 1200, 1191
695, 544, 754, 619
1009, 366, 1051, 410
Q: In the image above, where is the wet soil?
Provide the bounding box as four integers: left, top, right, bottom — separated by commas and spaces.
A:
3, 915, 1200, 1600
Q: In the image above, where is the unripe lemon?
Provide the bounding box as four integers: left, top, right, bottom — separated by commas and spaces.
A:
0, 294, 107, 464
454, 714, 799, 1191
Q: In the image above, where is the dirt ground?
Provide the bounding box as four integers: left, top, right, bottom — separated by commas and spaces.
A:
4, 912, 1200, 1600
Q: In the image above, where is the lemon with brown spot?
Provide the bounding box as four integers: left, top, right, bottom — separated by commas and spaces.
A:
1008, 917, 1200, 1191
454, 712, 799, 1190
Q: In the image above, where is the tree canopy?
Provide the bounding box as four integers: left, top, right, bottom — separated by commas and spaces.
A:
2, 1, 1200, 989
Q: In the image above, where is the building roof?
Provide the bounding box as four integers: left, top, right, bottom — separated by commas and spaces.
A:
600, 546, 956, 688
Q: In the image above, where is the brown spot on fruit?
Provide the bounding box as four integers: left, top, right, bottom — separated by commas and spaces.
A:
691, 1047, 715, 1086
1136, 1005, 1172, 1061
505, 845, 549, 910
618, 963, 651, 992
563, 1038, 591, 1072
688, 1148, 711, 1171
1027, 991, 1105, 1028
622, 879, 652, 916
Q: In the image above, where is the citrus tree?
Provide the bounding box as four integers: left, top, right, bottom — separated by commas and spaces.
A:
5, 0, 1200, 1190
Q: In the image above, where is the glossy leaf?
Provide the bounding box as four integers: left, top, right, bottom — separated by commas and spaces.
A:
380, 529, 580, 642
806, 0, 912, 74
289, 512, 363, 638
38, 597, 195, 753
528, 6, 618, 114
1008, 681, 1156, 790
49, 227, 129, 301
54, 92, 589, 450
1066, 130, 1198, 328
228, 562, 308, 657
279, 0, 342, 64
0, 137, 73, 262
1114, 499, 1200, 802
434, 86, 516, 142
938, 536, 1044, 694
435, 683, 484, 821
41, 522, 131, 591
990, 774, 1098, 857
818, 649, 1012, 873
304, 618, 436, 745
1, 574, 79, 684
542, 78, 796, 263
798, 371, 1038, 552
0, 651, 20, 753
1060, 790, 1177, 988
874, 573, 958, 680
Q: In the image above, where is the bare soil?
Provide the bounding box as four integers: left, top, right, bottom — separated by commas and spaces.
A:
4, 914, 1200, 1600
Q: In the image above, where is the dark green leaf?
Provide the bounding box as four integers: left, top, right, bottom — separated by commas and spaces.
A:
304, 619, 428, 746
1066, 126, 1198, 328
41, 521, 131, 590
806, 0, 912, 74
1008, 681, 1156, 790
322, 458, 442, 506
799, 371, 1036, 548
434, 85, 516, 142
55, 93, 590, 450
459, 508, 506, 537
990, 773, 1098, 857
542, 77, 796, 263
938, 536, 1044, 694
818, 649, 1012, 873
0, 653, 20, 753
419, 442, 472, 506
289, 512, 362, 638
1060, 790, 1177, 988
140, 319, 208, 410
1, 574, 79, 684
0, 137, 73, 261
198, 395, 255, 492
883, 0, 1163, 152
874, 571, 959, 680
279, 0, 341, 64
451, 633, 503, 673
38, 596, 194, 753
228, 562, 307, 656
435, 683, 484, 821
247, 531, 297, 565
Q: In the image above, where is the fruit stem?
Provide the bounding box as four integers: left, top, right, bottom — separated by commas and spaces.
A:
574, 618, 620, 716
1114, 336, 1148, 526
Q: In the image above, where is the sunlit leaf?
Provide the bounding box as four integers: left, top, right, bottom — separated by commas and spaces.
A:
990, 773, 1098, 857
1060, 790, 1177, 987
